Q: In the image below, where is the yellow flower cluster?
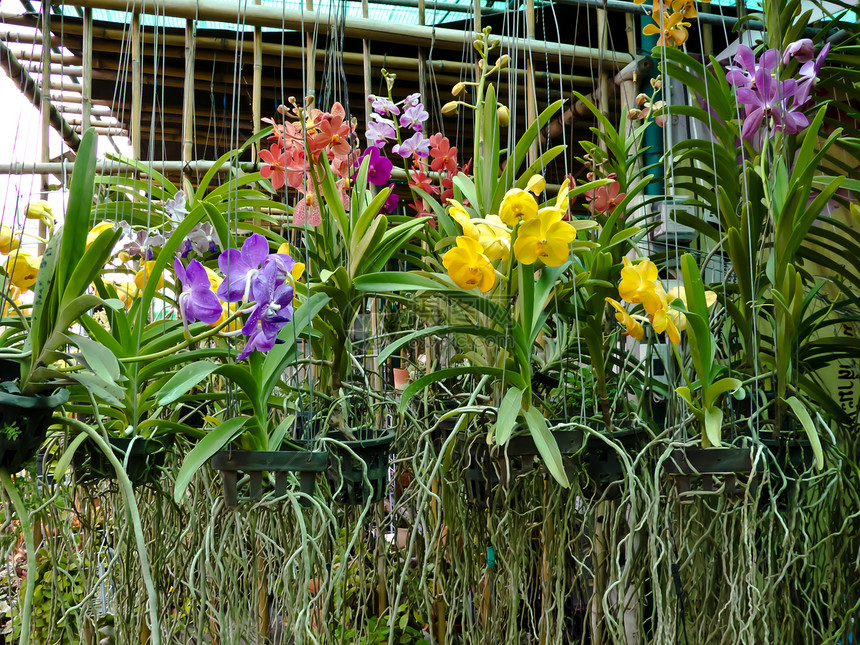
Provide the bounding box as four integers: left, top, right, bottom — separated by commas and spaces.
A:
606, 257, 716, 344
638, 0, 706, 47
441, 177, 590, 292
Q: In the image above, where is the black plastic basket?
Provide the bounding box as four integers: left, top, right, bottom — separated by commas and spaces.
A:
327, 430, 395, 506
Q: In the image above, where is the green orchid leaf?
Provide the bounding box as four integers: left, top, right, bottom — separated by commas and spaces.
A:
52, 433, 89, 480
158, 361, 220, 406
64, 333, 122, 383
173, 416, 250, 502
67, 372, 126, 406
523, 406, 569, 488
785, 396, 824, 470
703, 405, 723, 448
703, 377, 743, 410
494, 387, 523, 446
398, 367, 524, 414
58, 129, 98, 296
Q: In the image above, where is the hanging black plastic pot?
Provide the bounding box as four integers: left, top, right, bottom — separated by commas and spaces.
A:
73, 436, 174, 487
664, 446, 756, 498
210, 449, 328, 507
577, 423, 649, 498
0, 383, 69, 472
326, 430, 395, 506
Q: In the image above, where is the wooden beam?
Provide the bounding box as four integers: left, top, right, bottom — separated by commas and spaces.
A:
39, 0, 632, 66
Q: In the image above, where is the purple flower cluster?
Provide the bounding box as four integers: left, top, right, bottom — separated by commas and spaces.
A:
727, 42, 829, 146
365, 92, 431, 159
175, 233, 297, 361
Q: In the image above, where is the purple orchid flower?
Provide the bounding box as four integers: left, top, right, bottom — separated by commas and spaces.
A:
355, 147, 393, 186
217, 233, 271, 302
382, 184, 398, 214
782, 38, 814, 65
726, 45, 779, 89
174, 258, 222, 324
795, 42, 830, 106
366, 114, 397, 148
237, 262, 296, 360
392, 132, 430, 159
402, 93, 422, 110
737, 68, 786, 141
399, 103, 429, 132
370, 95, 400, 117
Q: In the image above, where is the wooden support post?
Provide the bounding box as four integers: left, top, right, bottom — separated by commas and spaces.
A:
182, 19, 196, 173
305, 0, 315, 99
525, 0, 538, 164
39, 1, 51, 252
81, 8, 93, 134
131, 13, 142, 160
596, 7, 609, 152
252, 0, 263, 136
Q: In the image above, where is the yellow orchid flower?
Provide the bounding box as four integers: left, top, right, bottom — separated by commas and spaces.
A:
643, 11, 691, 47
665, 285, 717, 330
619, 257, 663, 313
537, 178, 572, 219
671, 0, 697, 19
25, 200, 52, 221
447, 199, 479, 240
513, 210, 578, 267
105, 279, 139, 309
277, 242, 306, 282
86, 222, 115, 250
211, 301, 242, 332
0, 225, 20, 255
442, 236, 496, 292
5, 252, 40, 290
475, 215, 510, 262
605, 297, 645, 342
499, 188, 538, 225
134, 260, 164, 291
652, 306, 681, 345
526, 174, 546, 196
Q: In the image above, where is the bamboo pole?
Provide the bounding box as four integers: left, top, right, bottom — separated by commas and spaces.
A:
131, 12, 142, 160
305, 0, 315, 98
39, 1, 51, 253
81, 8, 93, 134
4, 28, 593, 87
596, 7, 609, 152
182, 19, 196, 170
525, 0, 537, 165
28, 1, 632, 66
252, 0, 262, 136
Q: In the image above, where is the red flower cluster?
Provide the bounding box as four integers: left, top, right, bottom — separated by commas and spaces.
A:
258, 101, 360, 227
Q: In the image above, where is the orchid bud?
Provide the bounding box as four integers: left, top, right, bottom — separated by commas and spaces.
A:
650, 77, 662, 90
441, 101, 459, 116
0, 225, 19, 255
452, 82, 467, 97
477, 59, 485, 70
497, 54, 510, 69
628, 108, 643, 120
496, 104, 510, 128
635, 93, 649, 107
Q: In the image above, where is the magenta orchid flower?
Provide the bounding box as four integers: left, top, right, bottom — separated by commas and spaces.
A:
356, 146, 394, 186
795, 42, 830, 105
370, 95, 400, 117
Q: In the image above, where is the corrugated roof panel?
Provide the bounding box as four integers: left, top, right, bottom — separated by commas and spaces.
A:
54, 0, 478, 28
